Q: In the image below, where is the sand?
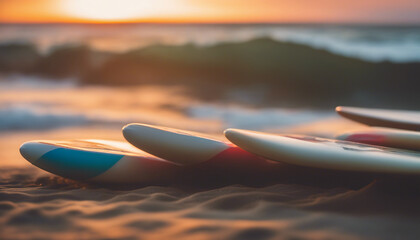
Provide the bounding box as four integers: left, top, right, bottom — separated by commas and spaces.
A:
2, 167, 420, 240
2, 127, 420, 240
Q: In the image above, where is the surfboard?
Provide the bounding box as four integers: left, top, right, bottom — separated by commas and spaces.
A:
19, 139, 178, 183
336, 106, 420, 131
336, 127, 420, 151
122, 124, 272, 169
224, 128, 420, 174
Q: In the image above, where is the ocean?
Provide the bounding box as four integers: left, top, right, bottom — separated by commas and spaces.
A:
1, 23, 420, 62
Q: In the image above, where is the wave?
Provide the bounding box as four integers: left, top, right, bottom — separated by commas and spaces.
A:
0, 74, 77, 90
187, 104, 332, 130
1, 24, 420, 62
1, 38, 419, 109
266, 26, 420, 63
0, 75, 334, 132
0, 103, 332, 132
0, 104, 90, 131
0, 76, 87, 131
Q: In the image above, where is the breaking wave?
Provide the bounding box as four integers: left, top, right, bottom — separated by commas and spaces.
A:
0, 105, 89, 131
1, 24, 420, 62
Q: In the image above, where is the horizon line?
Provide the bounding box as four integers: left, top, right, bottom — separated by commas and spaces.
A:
1, 21, 420, 26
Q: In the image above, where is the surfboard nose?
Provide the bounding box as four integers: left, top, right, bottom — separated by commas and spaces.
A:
123, 123, 229, 165
122, 124, 145, 144
224, 128, 271, 153
224, 128, 247, 144
122, 124, 158, 152
19, 142, 35, 163
19, 141, 55, 164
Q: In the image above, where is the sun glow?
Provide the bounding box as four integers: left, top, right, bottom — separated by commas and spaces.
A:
1, 0, 419, 24
61, 0, 167, 22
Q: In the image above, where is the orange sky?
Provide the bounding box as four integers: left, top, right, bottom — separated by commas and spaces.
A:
0, 0, 420, 24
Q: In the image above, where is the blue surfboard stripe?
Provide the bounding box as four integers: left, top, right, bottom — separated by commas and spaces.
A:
36, 148, 124, 180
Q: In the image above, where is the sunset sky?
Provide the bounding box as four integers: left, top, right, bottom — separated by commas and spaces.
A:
0, 0, 420, 24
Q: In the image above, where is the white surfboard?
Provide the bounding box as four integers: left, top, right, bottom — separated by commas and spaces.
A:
336, 106, 420, 131
122, 124, 272, 170
19, 139, 178, 183
336, 127, 420, 151
225, 128, 420, 174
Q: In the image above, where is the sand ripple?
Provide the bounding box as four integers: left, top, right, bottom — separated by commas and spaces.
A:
2, 167, 420, 240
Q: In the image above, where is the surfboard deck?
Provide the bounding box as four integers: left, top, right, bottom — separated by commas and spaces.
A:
336, 127, 420, 151
122, 124, 274, 170
336, 106, 420, 131
20, 139, 178, 183
225, 128, 420, 174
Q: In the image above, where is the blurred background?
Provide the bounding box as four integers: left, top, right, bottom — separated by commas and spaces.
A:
0, 0, 420, 151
